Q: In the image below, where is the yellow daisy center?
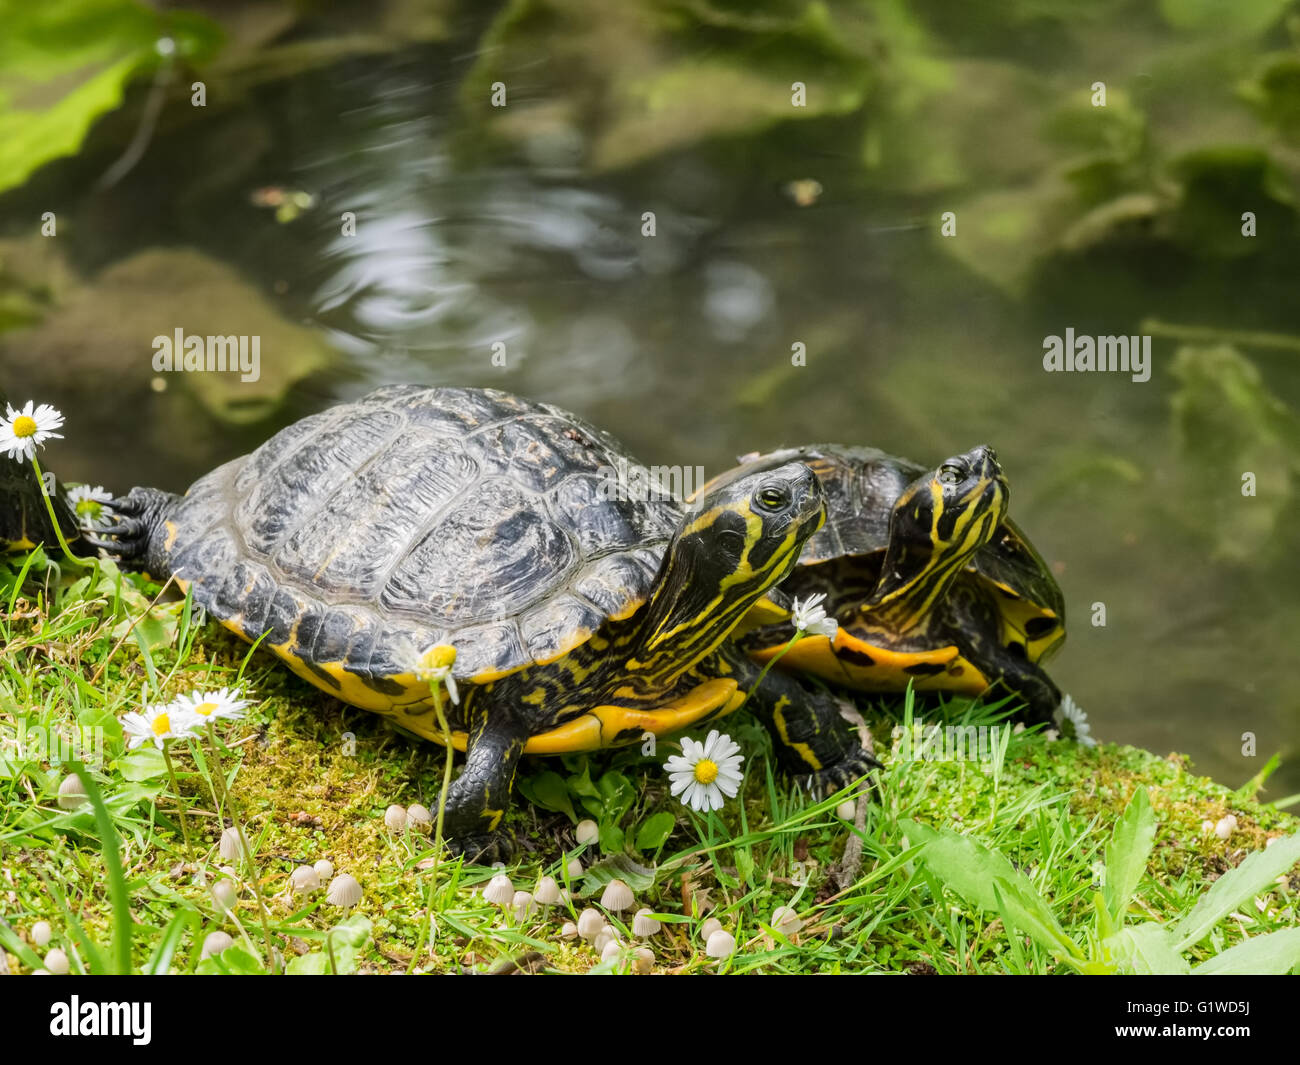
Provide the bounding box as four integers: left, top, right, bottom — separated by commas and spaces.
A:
151, 713, 172, 736
193, 702, 219, 717
75, 500, 101, 518
13, 415, 37, 438
693, 758, 719, 785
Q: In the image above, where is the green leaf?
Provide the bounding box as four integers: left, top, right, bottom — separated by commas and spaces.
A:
568, 763, 601, 801
598, 823, 625, 855
328, 915, 372, 950
634, 811, 676, 851
1191, 928, 1300, 975
1174, 831, 1300, 951
198, 944, 265, 975
116, 746, 166, 781
1103, 787, 1155, 924
1105, 922, 1191, 975
597, 770, 635, 824
992, 877, 1083, 966
0, 1, 219, 195
578, 853, 656, 896
516, 770, 576, 821
900, 819, 1030, 912
286, 951, 329, 975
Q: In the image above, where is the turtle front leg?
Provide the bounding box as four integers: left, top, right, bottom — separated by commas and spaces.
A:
434, 698, 527, 863
724, 647, 881, 793
976, 649, 1062, 729
84, 486, 180, 575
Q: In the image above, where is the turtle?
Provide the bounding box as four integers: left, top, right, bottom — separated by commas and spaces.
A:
725, 444, 1065, 725
35, 385, 879, 859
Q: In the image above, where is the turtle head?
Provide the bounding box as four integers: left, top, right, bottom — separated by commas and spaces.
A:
868, 445, 1008, 631
637, 461, 826, 667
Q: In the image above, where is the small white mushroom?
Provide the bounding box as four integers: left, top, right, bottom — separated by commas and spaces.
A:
575, 819, 600, 845
772, 906, 802, 937
30, 921, 52, 948
534, 876, 562, 907
482, 874, 515, 907
57, 775, 88, 810
600, 878, 635, 912
559, 921, 578, 940
1200, 820, 1215, 834
593, 928, 617, 953
313, 859, 334, 881
289, 865, 320, 895
632, 908, 661, 937
210, 878, 238, 912
705, 929, 736, 958
600, 939, 622, 962
326, 873, 362, 908
699, 917, 723, 942
576, 907, 604, 941
512, 890, 535, 920
565, 858, 583, 880
631, 946, 654, 974
200, 932, 233, 960
835, 799, 856, 821
218, 827, 246, 861
384, 804, 408, 832
1215, 815, 1238, 840
44, 948, 69, 975
407, 804, 432, 831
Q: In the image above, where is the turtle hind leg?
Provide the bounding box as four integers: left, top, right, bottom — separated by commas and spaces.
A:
84, 486, 180, 574
432, 698, 527, 863
725, 647, 881, 793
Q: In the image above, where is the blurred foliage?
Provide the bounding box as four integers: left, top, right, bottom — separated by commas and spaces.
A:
460, 0, 879, 171
0, 0, 221, 195
1169, 344, 1299, 562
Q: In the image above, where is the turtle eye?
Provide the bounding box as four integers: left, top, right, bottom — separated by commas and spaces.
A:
755, 483, 789, 511
937, 464, 965, 486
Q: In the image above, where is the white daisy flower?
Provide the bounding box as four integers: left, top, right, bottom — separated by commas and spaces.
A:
1059, 694, 1096, 748
791, 593, 838, 639
121, 703, 199, 749
65, 484, 115, 528
2, 401, 64, 463
172, 687, 250, 724
415, 645, 460, 705
664, 730, 744, 812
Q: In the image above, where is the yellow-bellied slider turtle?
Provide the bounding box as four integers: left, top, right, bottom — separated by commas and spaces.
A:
728, 444, 1065, 725
69, 387, 876, 858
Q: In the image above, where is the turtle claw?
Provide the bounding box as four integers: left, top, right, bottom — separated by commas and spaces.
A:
446, 831, 514, 865
795, 748, 881, 797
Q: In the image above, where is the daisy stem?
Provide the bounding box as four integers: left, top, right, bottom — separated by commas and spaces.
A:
734, 628, 805, 712
429, 680, 455, 887
161, 744, 194, 859
203, 723, 228, 816
29, 456, 95, 570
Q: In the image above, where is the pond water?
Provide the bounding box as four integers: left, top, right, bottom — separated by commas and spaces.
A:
2, 6, 1297, 795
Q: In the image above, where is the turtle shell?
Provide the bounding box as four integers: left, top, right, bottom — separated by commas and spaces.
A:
163, 385, 679, 689
730, 444, 1065, 662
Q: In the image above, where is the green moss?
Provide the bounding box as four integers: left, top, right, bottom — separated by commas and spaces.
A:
1, 562, 1295, 975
